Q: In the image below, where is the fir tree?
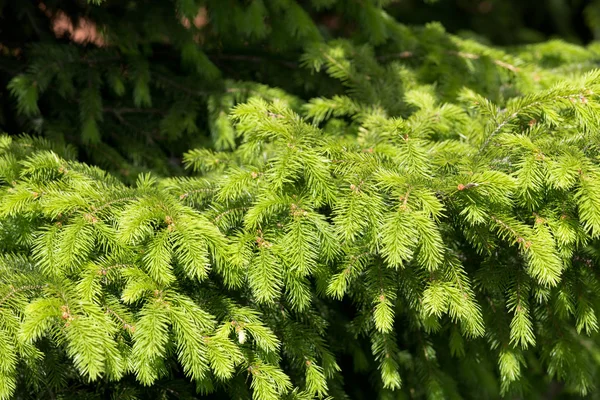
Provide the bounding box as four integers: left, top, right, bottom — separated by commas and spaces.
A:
4, 0, 600, 399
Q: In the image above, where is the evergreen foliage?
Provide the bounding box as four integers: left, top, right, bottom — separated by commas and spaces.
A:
3, 0, 600, 399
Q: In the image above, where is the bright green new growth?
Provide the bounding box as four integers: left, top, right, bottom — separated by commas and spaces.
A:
4, 0, 600, 399
4, 61, 600, 397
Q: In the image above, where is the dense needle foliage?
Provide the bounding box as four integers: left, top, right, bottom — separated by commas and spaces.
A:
3, 0, 600, 399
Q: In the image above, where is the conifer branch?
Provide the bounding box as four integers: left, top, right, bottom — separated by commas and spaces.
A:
3, 2, 600, 398
0, 284, 47, 306
377, 49, 520, 73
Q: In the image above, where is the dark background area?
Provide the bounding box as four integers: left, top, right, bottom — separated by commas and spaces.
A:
387, 0, 596, 45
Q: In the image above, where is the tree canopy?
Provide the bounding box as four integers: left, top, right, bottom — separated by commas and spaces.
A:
2, 1, 600, 399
